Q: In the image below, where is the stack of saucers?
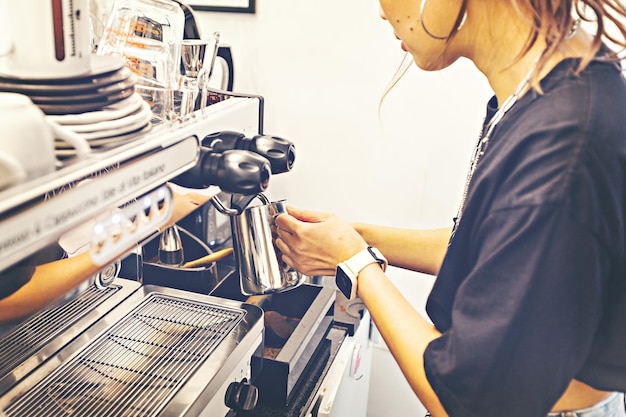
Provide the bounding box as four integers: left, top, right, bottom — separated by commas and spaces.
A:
0, 55, 136, 115
0, 55, 153, 157
48, 93, 153, 158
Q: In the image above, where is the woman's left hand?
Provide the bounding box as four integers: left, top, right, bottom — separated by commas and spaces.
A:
274, 205, 367, 276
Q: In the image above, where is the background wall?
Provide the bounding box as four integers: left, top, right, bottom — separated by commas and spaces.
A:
191, 1, 493, 415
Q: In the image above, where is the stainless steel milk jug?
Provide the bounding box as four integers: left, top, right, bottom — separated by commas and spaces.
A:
213, 194, 304, 295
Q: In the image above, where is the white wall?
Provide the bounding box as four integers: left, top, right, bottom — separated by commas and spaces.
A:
191, 1, 492, 415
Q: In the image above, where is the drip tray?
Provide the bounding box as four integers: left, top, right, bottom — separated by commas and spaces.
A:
0, 285, 263, 417
0, 278, 140, 397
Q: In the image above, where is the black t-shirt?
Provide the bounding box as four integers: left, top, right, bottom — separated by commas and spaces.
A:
424, 56, 626, 417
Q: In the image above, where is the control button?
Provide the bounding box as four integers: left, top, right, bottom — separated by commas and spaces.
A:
224, 378, 259, 412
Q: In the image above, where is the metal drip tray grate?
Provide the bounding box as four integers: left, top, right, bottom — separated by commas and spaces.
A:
4, 294, 245, 417
0, 284, 122, 383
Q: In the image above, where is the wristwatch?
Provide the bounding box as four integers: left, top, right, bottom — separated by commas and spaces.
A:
335, 246, 387, 300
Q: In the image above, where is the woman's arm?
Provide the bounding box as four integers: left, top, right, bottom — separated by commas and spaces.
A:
352, 223, 451, 275
0, 190, 212, 323
275, 206, 449, 416
0, 251, 105, 323
357, 263, 448, 417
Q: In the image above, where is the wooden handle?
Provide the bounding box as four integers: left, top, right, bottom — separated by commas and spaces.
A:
182, 247, 234, 268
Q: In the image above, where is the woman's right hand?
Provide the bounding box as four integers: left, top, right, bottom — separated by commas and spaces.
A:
274, 205, 368, 277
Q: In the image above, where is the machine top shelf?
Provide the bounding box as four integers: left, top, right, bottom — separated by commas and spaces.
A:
0, 96, 262, 273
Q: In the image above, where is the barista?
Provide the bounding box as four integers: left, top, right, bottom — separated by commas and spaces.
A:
274, 0, 626, 416
0, 190, 212, 323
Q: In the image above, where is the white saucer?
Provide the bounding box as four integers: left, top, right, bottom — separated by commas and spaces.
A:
0, 66, 133, 96
46, 93, 144, 125
55, 123, 152, 156
27, 72, 138, 104
0, 55, 126, 84
81, 115, 151, 141
54, 115, 150, 146
87, 123, 152, 146
38, 87, 135, 115
62, 100, 151, 133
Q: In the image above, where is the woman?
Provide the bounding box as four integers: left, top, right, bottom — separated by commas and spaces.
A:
274, 1, 626, 416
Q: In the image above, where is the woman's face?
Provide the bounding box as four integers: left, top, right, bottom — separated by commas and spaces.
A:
378, 0, 465, 71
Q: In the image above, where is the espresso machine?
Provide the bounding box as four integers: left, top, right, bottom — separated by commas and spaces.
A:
119, 129, 347, 413
0, 96, 274, 417
0, 122, 364, 417
0, 0, 363, 414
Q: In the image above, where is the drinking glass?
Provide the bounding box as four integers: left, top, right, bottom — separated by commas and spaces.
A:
135, 84, 176, 124
97, 0, 185, 123
178, 33, 220, 119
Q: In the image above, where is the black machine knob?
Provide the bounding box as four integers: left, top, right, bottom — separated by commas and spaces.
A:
224, 378, 258, 412
203, 130, 296, 174
172, 148, 271, 194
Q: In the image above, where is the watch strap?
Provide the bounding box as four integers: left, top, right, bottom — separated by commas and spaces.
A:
335, 246, 387, 300
342, 246, 387, 276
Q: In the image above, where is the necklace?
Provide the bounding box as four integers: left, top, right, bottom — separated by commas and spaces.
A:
452, 55, 543, 232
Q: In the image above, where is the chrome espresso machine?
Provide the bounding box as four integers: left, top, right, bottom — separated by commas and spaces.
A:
0, 92, 366, 417
0, 2, 368, 414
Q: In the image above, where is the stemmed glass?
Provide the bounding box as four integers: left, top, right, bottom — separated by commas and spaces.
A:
179, 32, 220, 119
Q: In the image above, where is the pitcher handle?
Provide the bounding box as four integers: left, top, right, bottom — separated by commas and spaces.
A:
256, 193, 270, 204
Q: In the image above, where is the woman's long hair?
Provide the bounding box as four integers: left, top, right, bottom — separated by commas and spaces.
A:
512, 0, 626, 82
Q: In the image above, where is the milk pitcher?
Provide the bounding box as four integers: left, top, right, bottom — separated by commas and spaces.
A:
212, 194, 304, 296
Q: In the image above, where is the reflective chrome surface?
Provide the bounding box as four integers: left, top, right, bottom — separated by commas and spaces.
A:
231, 199, 304, 295
0, 278, 140, 398
0, 285, 263, 417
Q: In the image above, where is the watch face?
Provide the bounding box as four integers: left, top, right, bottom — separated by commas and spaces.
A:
336, 267, 355, 299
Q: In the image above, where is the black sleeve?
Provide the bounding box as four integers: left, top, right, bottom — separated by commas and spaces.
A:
0, 265, 36, 299
0, 243, 65, 300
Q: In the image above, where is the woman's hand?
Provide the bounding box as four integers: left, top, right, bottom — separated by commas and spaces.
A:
274, 205, 368, 276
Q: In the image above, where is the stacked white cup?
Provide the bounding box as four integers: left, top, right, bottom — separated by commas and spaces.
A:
0, 93, 91, 190
0, 0, 94, 190
0, 0, 92, 79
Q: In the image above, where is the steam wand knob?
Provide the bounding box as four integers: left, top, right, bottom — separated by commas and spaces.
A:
203, 130, 296, 174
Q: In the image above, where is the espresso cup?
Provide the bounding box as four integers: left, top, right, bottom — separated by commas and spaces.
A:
0, 0, 91, 79
0, 93, 90, 190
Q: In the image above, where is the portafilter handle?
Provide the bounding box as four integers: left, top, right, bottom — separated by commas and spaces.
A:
203, 130, 296, 174
171, 148, 271, 193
